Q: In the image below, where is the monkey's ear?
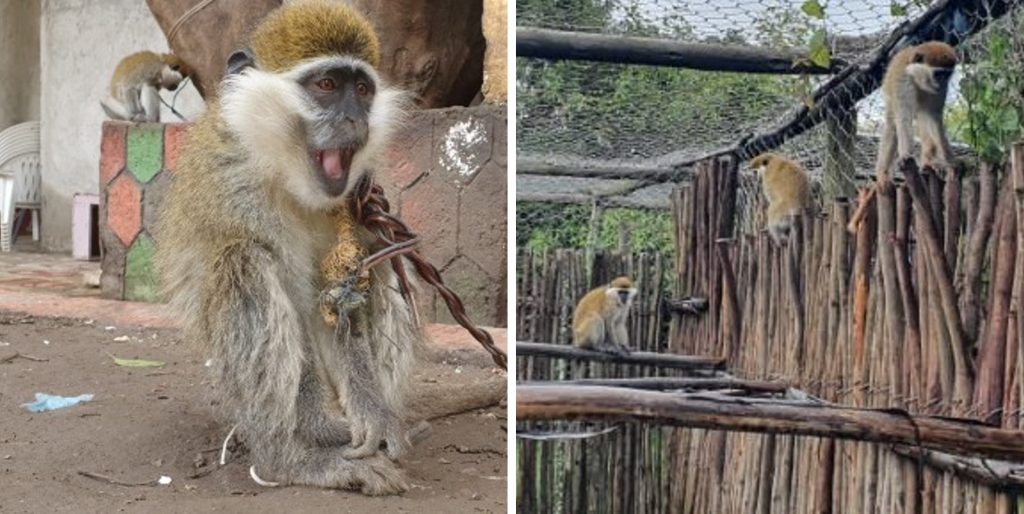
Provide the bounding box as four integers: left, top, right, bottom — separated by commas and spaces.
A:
225, 48, 255, 76
911, 52, 924, 63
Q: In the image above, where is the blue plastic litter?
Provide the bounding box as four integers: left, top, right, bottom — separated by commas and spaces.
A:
21, 393, 94, 412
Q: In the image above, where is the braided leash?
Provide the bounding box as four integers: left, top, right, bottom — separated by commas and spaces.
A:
349, 176, 508, 370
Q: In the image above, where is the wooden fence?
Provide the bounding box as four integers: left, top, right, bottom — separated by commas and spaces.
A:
668, 144, 1024, 514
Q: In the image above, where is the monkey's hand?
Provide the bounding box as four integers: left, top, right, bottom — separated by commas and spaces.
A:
343, 401, 409, 461
322, 275, 367, 317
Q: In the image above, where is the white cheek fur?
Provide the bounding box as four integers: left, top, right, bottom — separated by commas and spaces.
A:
219, 64, 408, 211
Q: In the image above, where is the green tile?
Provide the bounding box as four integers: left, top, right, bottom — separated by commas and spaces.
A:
125, 233, 160, 302
126, 125, 164, 183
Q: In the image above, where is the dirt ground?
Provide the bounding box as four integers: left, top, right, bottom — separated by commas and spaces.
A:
0, 313, 507, 514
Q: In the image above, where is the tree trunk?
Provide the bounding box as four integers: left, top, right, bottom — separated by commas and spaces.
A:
146, 0, 485, 107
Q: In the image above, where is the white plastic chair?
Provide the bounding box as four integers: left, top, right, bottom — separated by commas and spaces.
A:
0, 121, 41, 252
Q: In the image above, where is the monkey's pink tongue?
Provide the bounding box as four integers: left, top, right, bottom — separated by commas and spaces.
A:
319, 149, 348, 180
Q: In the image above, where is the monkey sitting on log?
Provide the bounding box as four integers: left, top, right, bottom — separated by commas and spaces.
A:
572, 276, 638, 355
156, 1, 419, 495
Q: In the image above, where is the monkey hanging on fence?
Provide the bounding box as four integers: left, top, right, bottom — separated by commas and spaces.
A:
572, 276, 638, 355
100, 51, 189, 122
876, 41, 958, 184
750, 152, 812, 246
156, 1, 422, 495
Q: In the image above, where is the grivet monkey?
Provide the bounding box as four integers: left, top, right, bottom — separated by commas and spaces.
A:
572, 276, 638, 354
876, 41, 958, 184
100, 51, 188, 122
750, 152, 812, 246
155, 1, 417, 495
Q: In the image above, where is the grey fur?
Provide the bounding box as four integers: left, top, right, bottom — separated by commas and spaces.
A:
155, 59, 419, 495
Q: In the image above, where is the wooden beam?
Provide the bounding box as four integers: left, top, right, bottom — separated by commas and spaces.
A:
517, 27, 842, 74
516, 341, 726, 371
520, 377, 788, 394
516, 155, 679, 180
516, 385, 1024, 461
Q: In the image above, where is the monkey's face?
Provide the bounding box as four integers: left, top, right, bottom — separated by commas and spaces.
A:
220, 52, 407, 210
297, 60, 376, 198
159, 64, 185, 92
606, 277, 638, 308
908, 49, 956, 95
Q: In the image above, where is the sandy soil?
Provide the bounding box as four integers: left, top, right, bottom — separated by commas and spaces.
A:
0, 313, 507, 514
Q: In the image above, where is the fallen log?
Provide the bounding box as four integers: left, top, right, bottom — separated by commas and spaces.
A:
517, 385, 1024, 461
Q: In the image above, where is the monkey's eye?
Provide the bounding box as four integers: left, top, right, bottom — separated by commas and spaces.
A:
356, 81, 370, 96
317, 78, 337, 92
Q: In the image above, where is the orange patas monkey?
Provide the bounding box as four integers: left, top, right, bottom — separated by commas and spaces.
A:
876, 41, 958, 183
100, 51, 188, 123
750, 152, 811, 245
572, 276, 637, 354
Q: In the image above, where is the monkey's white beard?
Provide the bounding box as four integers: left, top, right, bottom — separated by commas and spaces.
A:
220, 66, 407, 211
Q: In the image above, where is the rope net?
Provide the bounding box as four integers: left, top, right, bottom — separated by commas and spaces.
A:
517, 0, 1024, 253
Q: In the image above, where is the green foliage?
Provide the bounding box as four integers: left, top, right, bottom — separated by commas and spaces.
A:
800, 0, 825, 20
518, 203, 675, 254
807, 29, 831, 68
948, 16, 1024, 166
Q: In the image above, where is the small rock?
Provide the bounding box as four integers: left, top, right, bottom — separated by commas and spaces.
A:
184, 484, 197, 491
152, 459, 163, 467
192, 453, 207, 469
3, 455, 11, 460
439, 457, 451, 464
113, 336, 130, 342
42, 340, 50, 345
470, 492, 482, 501
157, 475, 172, 485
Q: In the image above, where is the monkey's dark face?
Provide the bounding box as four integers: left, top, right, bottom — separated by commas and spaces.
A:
606, 286, 638, 308
909, 52, 956, 95
301, 64, 377, 197
220, 50, 407, 210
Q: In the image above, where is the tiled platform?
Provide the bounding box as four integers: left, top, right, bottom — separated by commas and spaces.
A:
0, 250, 506, 351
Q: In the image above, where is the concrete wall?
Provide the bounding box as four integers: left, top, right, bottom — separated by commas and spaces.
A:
0, 0, 41, 129
39, 0, 204, 252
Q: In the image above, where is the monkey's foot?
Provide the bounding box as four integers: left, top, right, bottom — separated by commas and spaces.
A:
604, 345, 631, 357
897, 156, 918, 173
291, 451, 408, 495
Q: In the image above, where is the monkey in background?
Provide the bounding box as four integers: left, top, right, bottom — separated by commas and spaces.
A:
100, 51, 189, 123
156, 1, 416, 495
750, 152, 812, 246
572, 276, 638, 354
876, 41, 958, 184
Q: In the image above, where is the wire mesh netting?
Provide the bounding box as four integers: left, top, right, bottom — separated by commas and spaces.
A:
517, 0, 1024, 253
